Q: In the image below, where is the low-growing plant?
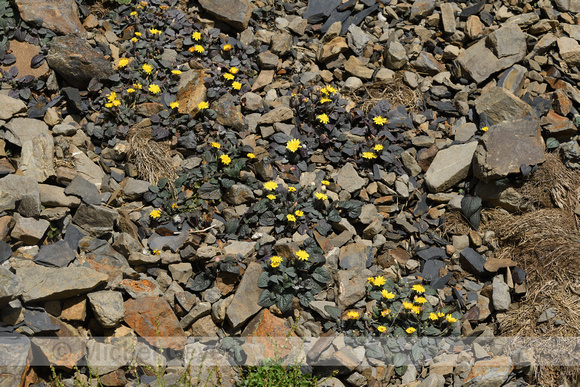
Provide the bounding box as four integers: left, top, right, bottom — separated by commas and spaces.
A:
257, 238, 331, 313
237, 358, 319, 387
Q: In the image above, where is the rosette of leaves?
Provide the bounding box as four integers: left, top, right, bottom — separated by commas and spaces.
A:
257, 240, 331, 313
0, 0, 17, 64
187, 256, 242, 293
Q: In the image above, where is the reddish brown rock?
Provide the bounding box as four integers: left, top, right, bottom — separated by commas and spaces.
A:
99, 369, 127, 386
31, 316, 86, 369
124, 297, 186, 350
177, 70, 207, 117
213, 93, 246, 131
252, 70, 275, 91
464, 357, 513, 386
0, 215, 14, 241
540, 110, 577, 138
242, 309, 299, 359
484, 258, 517, 273
60, 296, 87, 322
14, 0, 86, 36
0, 41, 50, 79
552, 89, 573, 116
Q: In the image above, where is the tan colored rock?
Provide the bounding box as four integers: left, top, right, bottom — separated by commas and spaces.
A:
177, 69, 207, 117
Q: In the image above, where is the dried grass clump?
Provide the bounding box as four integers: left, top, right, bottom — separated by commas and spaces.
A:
348, 72, 423, 114
126, 127, 177, 186
485, 153, 580, 386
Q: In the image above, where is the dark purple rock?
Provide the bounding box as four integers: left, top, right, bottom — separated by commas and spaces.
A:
34, 240, 76, 268
421, 259, 444, 281
304, 0, 341, 23
460, 248, 486, 275
65, 175, 100, 205
64, 224, 88, 251
416, 246, 447, 261
0, 241, 12, 264
512, 267, 526, 284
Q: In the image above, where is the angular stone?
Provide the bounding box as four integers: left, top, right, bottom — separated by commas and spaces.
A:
16, 262, 108, 302
344, 56, 373, 79
39, 184, 81, 208
412, 52, 445, 75
464, 357, 513, 386
492, 275, 511, 312
226, 262, 263, 329
473, 117, 545, 182
339, 243, 372, 269
410, 0, 436, 21
65, 175, 100, 205
304, 0, 341, 23
86, 340, 131, 376
558, 37, 580, 66
61, 295, 87, 321
226, 184, 255, 205
88, 290, 125, 328
459, 248, 486, 275
0, 174, 40, 217
11, 215, 49, 245
124, 297, 186, 350
384, 41, 408, 70
554, 0, 580, 12
180, 302, 211, 329
497, 65, 527, 96
72, 204, 119, 234
257, 51, 279, 70
318, 37, 349, 63
252, 70, 275, 91
487, 23, 526, 59
122, 178, 149, 201
440, 3, 456, 34
258, 107, 293, 124
198, 0, 252, 31
0, 94, 27, 120
4, 118, 54, 182
541, 110, 577, 138
475, 87, 533, 126
337, 267, 372, 308
47, 32, 108, 84
425, 141, 478, 193
337, 163, 365, 193
223, 240, 256, 260
118, 277, 162, 299
14, 0, 85, 35
177, 69, 207, 117
346, 25, 369, 57
214, 93, 246, 131
0, 335, 32, 386
69, 145, 105, 189
34, 240, 76, 268
0, 266, 22, 306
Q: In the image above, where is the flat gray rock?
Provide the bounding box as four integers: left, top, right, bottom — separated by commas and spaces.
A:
65, 175, 101, 205
0, 174, 40, 217
475, 87, 533, 126
87, 290, 125, 328
425, 142, 478, 193
0, 94, 27, 120
337, 163, 365, 193
226, 262, 263, 329
16, 262, 108, 302
197, 0, 252, 30
72, 203, 119, 234
0, 266, 22, 306
34, 240, 76, 268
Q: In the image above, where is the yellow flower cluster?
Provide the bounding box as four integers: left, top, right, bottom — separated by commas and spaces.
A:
368, 276, 386, 287
264, 181, 278, 191
105, 91, 121, 108
287, 214, 296, 222
286, 138, 301, 152
314, 192, 327, 201
198, 101, 209, 110
296, 250, 309, 261
142, 63, 153, 75
220, 154, 231, 165
373, 116, 388, 126
320, 85, 337, 95
317, 113, 329, 124
149, 209, 161, 219
270, 256, 283, 268
362, 152, 377, 160
148, 84, 161, 94
118, 58, 129, 68
347, 310, 360, 320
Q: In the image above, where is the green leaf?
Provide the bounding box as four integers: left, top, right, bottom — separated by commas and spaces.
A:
158, 178, 168, 189
299, 292, 314, 307
312, 267, 331, 284
148, 185, 159, 193
324, 305, 342, 320
277, 293, 293, 312
257, 289, 276, 307
411, 343, 423, 362
327, 209, 341, 223
188, 273, 212, 292
259, 211, 276, 226
424, 326, 442, 336
546, 137, 559, 149
393, 353, 407, 368
365, 342, 384, 359
257, 272, 270, 288
369, 290, 383, 301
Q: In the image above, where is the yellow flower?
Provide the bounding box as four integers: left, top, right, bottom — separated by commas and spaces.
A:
149, 28, 161, 35
170, 101, 179, 109
373, 116, 388, 126
130, 11, 138, 16
347, 311, 360, 320
437, 312, 445, 318
295, 210, 304, 217
321, 180, 330, 186
223, 43, 232, 51
412, 306, 422, 315
287, 214, 296, 222
150, 209, 161, 219
326, 85, 337, 94
414, 297, 427, 304
198, 101, 209, 110
270, 256, 283, 268
152, 249, 161, 255
288, 187, 297, 192
112, 99, 121, 107
192, 31, 202, 41
381, 309, 390, 317
314, 192, 327, 201
230, 66, 239, 74
446, 314, 458, 323
377, 326, 387, 333
373, 276, 386, 287
105, 103, 113, 108
247, 153, 255, 159
406, 327, 416, 334
412, 284, 425, 294
381, 290, 395, 300
135, 32, 142, 37
296, 250, 309, 261
286, 138, 301, 152
374, 144, 384, 152
172, 70, 182, 75
223, 73, 235, 81
172, 202, 178, 209
429, 313, 439, 321
131, 37, 138, 43
210, 142, 221, 149
402, 301, 414, 310
320, 97, 331, 104
194, 45, 204, 53
362, 152, 377, 159
220, 154, 231, 165
267, 194, 276, 200
368, 277, 375, 283
317, 113, 329, 124
107, 92, 117, 102
118, 58, 130, 68
159, 4, 168, 10
148, 84, 161, 94
482, 126, 489, 132
232, 82, 242, 90
133, 83, 142, 89
264, 181, 278, 191
127, 88, 135, 93
142, 63, 153, 74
